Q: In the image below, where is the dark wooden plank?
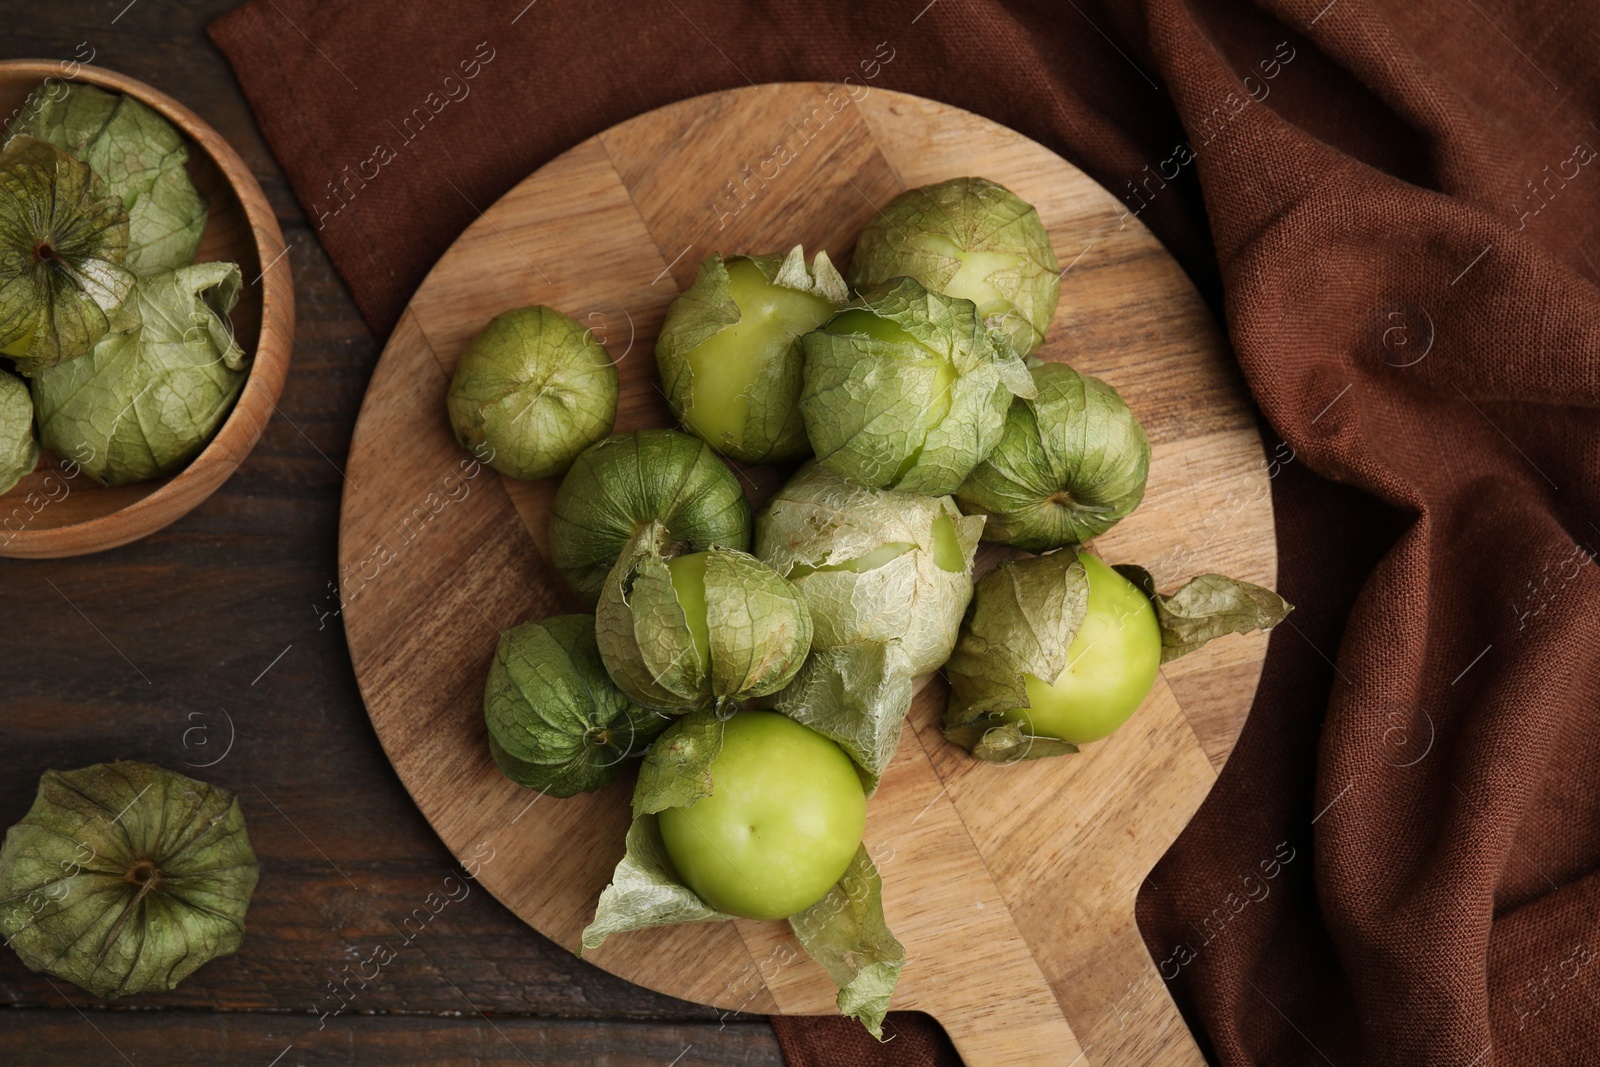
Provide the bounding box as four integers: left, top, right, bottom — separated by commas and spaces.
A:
0, 1010, 782, 1066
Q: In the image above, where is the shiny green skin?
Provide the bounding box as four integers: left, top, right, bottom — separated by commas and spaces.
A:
548, 429, 751, 604
658, 711, 865, 920
1006, 553, 1161, 743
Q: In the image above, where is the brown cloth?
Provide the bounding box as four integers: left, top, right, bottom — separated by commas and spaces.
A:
211, 0, 1600, 1063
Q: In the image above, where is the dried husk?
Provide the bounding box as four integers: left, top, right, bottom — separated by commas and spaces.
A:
755, 461, 982, 676
0, 137, 135, 373
799, 277, 1034, 495
548, 429, 750, 604
956, 361, 1149, 551
0, 761, 258, 998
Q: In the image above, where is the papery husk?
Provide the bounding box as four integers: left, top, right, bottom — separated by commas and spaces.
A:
595, 522, 812, 712
956, 361, 1149, 551
484, 614, 671, 797
549, 429, 750, 604
799, 277, 1034, 495
656, 245, 846, 462
847, 176, 1060, 357
0, 761, 258, 998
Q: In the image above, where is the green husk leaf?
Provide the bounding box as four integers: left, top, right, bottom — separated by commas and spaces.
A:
755, 462, 982, 675
446, 306, 617, 480
788, 845, 906, 1039
940, 718, 1080, 762
957, 361, 1150, 551
704, 547, 814, 702
595, 523, 812, 712
1115, 565, 1293, 662
769, 244, 849, 305
772, 640, 913, 792
484, 614, 670, 798
596, 522, 708, 709
632, 710, 725, 818
942, 549, 1090, 753
0, 761, 259, 999
31, 260, 248, 486
580, 814, 733, 952
549, 429, 750, 604
799, 277, 1034, 495
656, 247, 845, 463
847, 176, 1060, 357
0, 136, 135, 372
0, 368, 39, 494
8, 83, 208, 274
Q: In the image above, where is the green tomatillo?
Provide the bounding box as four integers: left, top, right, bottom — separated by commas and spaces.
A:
595, 522, 812, 712
944, 548, 1291, 760
9, 82, 209, 274
656, 710, 866, 920
446, 305, 618, 481
656, 245, 847, 462
755, 462, 982, 675
956, 361, 1150, 551
847, 177, 1061, 357
582, 709, 904, 1038
483, 614, 671, 797
548, 429, 751, 604
0, 368, 39, 494
0, 136, 136, 373
0, 761, 259, 999
799, 277, 1034, 495
30, 260, 249, 486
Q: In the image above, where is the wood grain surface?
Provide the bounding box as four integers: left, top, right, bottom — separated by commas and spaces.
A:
0, 60, 293, 559
339, 84, 1276, 1065
0, 6, 792, 1065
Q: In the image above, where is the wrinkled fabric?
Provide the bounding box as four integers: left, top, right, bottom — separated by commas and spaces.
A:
211, 1, 1600, 1062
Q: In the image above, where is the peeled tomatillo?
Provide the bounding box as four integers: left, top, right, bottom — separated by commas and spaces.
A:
665, 552, 713, 675
1006, 553, 1161, 744
657, 711, 866, 920
657, 247, 847, 463
676, 258, 835, 454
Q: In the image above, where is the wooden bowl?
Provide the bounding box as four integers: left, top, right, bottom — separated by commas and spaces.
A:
0, 60, 293, 558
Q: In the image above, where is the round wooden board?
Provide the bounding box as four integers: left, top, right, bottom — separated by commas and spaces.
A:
340, 84, 1275, 1067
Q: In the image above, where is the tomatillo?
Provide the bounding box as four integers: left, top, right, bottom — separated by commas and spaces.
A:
657, 711, 866, 920
1006, 552, 1161, 743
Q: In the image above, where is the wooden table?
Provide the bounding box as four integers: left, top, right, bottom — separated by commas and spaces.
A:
0, 3, 782, 1062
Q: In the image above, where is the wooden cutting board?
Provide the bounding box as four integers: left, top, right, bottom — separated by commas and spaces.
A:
339, 84, 1275, 1066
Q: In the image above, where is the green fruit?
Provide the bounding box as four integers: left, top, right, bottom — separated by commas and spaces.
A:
657, 711, 865, 920
657, 247, 846, 462
799, 278, 1034, 495
446, 305, 617, 481
1007, 553, 1161, 743
847, 177, 1061, 357
548, 429, 750, 604
956, 362, 1149, 551
596, 523, 812, 713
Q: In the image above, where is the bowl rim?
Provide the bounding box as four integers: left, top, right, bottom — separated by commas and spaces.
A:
0, 59, 294, 559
